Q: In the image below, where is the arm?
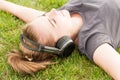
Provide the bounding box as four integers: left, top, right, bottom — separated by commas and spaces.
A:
93, 43, 120, 80
0, 1, 45, 23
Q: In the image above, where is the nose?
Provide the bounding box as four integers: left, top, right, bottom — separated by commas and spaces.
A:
49, 9, 58, 16
46, 8, 59, 18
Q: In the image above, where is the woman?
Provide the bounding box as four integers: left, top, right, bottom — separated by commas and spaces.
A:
0, 0, 82, 74
1, 0, 120, 79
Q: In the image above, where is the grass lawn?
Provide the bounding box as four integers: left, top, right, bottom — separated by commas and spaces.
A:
0, 0, 112, 80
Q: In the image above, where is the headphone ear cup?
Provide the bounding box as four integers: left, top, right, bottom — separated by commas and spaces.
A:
55, 36, 75, 57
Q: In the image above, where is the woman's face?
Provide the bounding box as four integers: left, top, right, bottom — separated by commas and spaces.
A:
21, 9, 82, 61
30, 9, 74, 46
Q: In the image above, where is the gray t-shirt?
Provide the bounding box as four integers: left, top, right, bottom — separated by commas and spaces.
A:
59, 0, 120, 61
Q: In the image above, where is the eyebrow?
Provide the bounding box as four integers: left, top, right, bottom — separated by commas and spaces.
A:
39, 14, 56, 27
42, 13, 47, 16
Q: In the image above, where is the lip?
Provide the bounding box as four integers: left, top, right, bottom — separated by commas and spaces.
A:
59, 10, 70, 17
60, 11, 65, 16
58, 10, 65, 16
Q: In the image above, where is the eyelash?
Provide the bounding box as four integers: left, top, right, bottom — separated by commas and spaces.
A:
52, 19, 56, 23
48, 18, 56, 27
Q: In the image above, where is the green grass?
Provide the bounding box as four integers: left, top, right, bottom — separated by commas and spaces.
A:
0, 0, 112, 80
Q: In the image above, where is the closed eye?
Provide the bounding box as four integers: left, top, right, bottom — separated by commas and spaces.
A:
47, 17, 57, 27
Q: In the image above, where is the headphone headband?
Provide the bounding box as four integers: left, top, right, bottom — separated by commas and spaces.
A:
20, 34, 75, 57
20, 34, 61, 54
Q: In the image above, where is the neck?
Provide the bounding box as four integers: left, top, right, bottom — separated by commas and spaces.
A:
70, 13, 83, 40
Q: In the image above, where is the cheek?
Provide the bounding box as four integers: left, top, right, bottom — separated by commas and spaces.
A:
56, 18, 72, 32
55, 16, 72, 28
37, 29, 54, 45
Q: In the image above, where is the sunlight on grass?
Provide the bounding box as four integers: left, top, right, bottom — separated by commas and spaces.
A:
0, 0, 112, 80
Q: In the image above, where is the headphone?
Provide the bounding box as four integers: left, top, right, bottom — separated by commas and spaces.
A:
20, 34, 75, 58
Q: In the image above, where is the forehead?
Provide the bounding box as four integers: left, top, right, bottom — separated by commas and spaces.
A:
31, 16, 52, 28
28, 16, 52, 34
28, 16, 54, 44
